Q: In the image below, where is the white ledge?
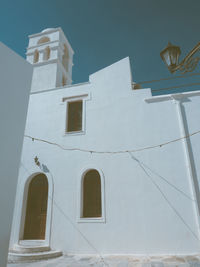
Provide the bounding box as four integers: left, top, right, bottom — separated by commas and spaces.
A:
30, 81, 90, 95
77, 217, 106, 223
26, 40, 59, 51
145, 90, 200, 103
28, 27, 61, 38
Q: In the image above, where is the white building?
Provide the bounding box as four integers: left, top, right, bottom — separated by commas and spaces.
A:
0, 42, 32, 267
8, 28, 200, 264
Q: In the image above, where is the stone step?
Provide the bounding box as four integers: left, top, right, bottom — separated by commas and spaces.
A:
8, 250, 62, 263
12, 244, 50, 253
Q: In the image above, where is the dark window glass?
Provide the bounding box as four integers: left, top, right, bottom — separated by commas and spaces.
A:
67, 100, 82, 132
82, 170, 102, 218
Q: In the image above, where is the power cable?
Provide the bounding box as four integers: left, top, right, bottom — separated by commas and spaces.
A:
24, 128, 200, 154
51, 197, 109, 267
152, 82, 200, 92
128, 152, 200, 242
137, 72, 200, 85
25, 135, 196, 202
132, 158, 195, 202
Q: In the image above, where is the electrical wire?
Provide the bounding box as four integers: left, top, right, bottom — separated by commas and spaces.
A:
129, 157, 195, 202
50, 198, 109, 267
24, 128, 200, 154
25, 133, 197, 202
152, 82, 200, 92
128, 152, 200, 242
137, 72, 200, 85
23, 134, 197, 202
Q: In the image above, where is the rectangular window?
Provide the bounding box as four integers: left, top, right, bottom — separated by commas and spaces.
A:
66, 100, 83, 132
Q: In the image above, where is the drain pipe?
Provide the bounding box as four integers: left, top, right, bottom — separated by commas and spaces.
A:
172, 95, 200, 237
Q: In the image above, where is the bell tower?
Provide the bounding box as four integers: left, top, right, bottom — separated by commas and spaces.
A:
26, 28, 74, 93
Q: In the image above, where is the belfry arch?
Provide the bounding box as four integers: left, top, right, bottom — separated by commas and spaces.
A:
62, 44, 69, 71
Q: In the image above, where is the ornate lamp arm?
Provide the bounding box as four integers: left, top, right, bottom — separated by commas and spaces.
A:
172, 42, 200, 74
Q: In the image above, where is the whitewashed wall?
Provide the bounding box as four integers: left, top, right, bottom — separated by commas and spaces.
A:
0, 42, 32, 266
10, 57, 200, 256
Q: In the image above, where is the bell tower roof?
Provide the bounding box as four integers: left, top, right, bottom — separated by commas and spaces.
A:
42, 28, 55, 33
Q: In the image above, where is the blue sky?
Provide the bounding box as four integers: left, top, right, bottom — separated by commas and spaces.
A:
1, 0, 200, 94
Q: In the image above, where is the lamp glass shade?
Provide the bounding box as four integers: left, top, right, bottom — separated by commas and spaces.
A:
160, 42, 181, 70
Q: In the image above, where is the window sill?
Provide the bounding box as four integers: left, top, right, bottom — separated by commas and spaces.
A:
77, 217, 105, 223
63, 130, 85, 136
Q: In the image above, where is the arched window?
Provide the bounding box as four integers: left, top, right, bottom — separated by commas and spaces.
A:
43, 46, 50, 61
37, 36, 50, 45
82, 169, 102, 218
33, 50, 39, 63
62, 44, 69, 71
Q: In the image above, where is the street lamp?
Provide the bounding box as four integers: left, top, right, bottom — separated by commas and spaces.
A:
160, 42, 200, 74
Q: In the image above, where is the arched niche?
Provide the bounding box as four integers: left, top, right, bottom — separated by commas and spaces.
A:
62, 75, 67, 86
62, 44, 69, 71
43, 46, 50, 61
37, 36, 50, 45
33, 50, 39, 63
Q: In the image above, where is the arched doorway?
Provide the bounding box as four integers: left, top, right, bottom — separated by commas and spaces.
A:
23, 173, 48, 240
